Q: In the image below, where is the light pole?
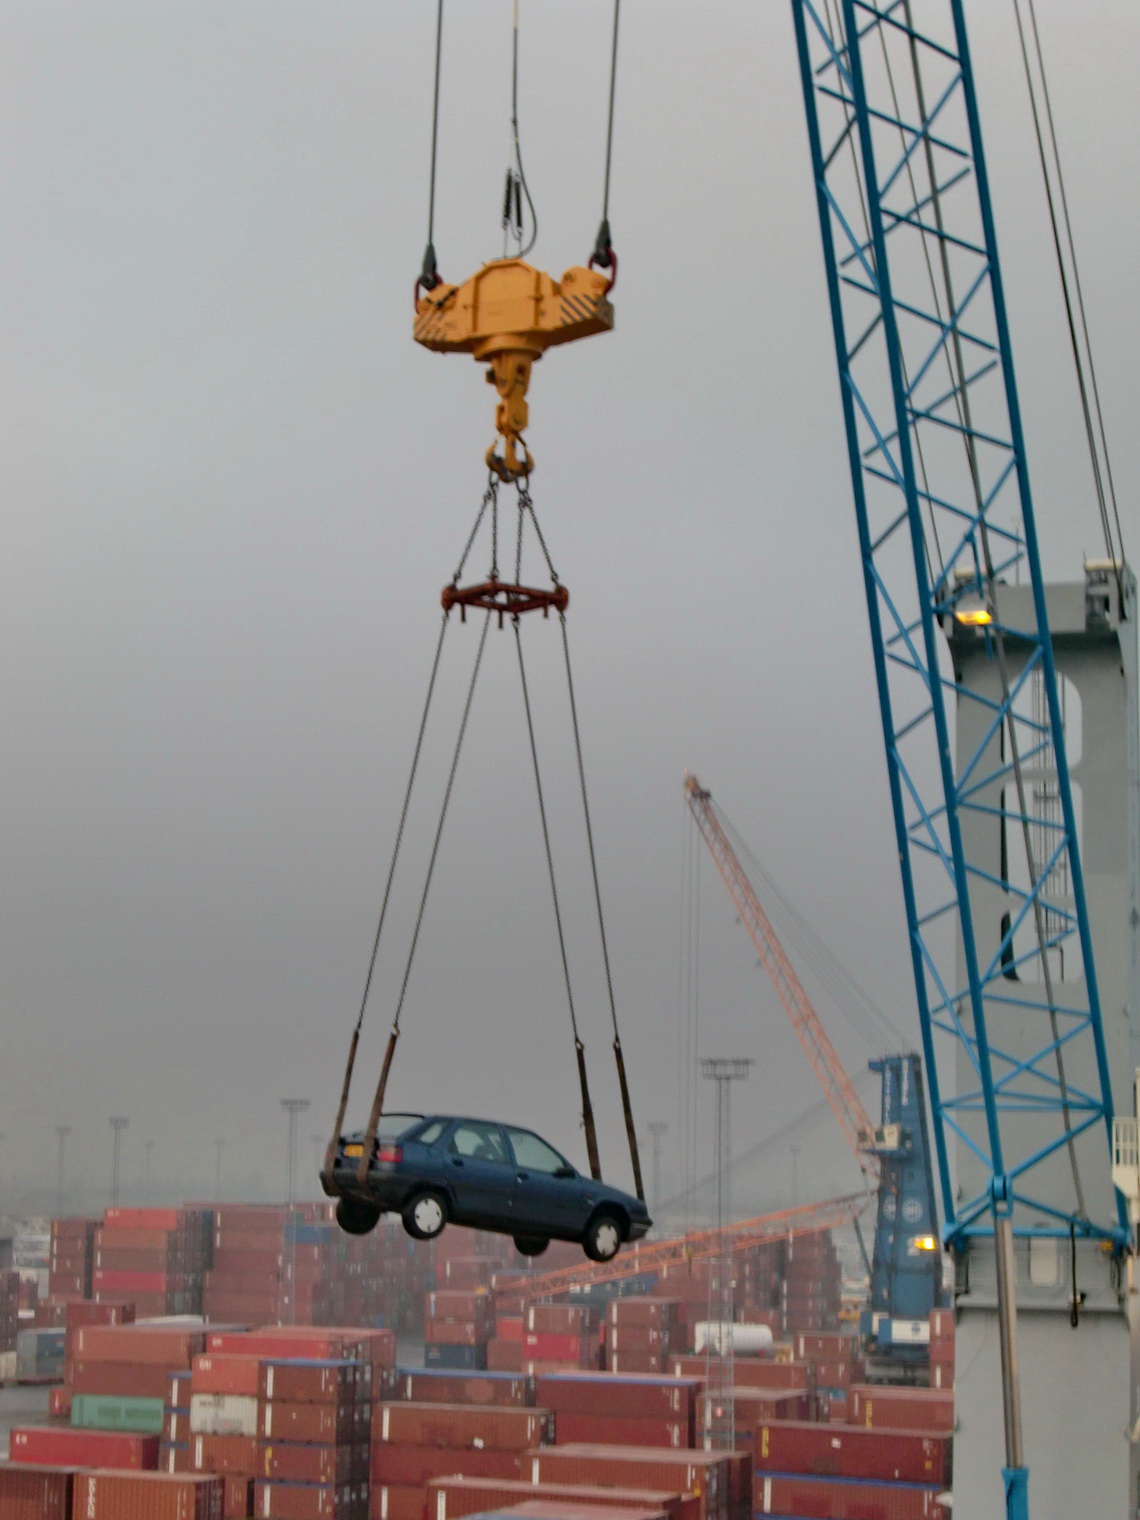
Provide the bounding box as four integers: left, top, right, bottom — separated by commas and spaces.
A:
56, 1126, 71, 1216
699, 1058, 752, 1452
109, 1118, 129, 1207
647, 1121, 668, 1217
791, 1144, 801, 1208
281, 1099, 310, 1326
214, 1139, 224, 1204
143, 1140, 155, 1206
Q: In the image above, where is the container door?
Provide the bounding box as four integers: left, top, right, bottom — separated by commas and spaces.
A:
505, 1127, 590, 1236
441, 1121, 516, 1228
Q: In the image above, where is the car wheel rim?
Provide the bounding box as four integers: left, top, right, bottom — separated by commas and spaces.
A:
595, 1221, 620, 1258
415, 1197, 443, 1234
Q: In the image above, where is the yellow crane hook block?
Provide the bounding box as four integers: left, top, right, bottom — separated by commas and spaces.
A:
414, 257, 614, 481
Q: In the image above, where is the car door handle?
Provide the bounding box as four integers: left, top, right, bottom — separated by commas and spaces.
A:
516, 1172, 529, 1181
450, 1157, 464, 1167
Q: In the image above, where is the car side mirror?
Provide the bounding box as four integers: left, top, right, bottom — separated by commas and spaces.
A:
553, 1165, 577, 1180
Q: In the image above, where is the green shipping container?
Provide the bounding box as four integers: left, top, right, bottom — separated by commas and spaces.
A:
71, 1393, 165, 1433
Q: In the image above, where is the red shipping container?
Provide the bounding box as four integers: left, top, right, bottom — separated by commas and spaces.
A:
10, 1426, 159, 1469
608, 1301, 680, 1328
756, 1472, 940, 1518
261, 1401, 355, 1443
103, 1207, 187, 1229
554, 1414, 686, 1449
252, 1479, 356, 1518
194, 1356, 264, 1396
395, 1370, 533, 1406
72, 1361, 175, 1398
701, 1389, 810, 1429
606, 1328, 669, 1353
535, 1374, 699, 1421
0, 1462, 72, 1520
755, 1420, 951, 1485
371, 1486, 426, 1520
425, 1320, 487, 1348
605, 1353, 663, 1376
526, 1447, 726, 1519
496, 1317, 525, 1341
260, 1362, 356, 1404
425, 1477, 699, 1520
74, 1470, 225, 1520
848, 1386, 954, 1432
262, 1444, 352, 1484
193, 1435, 261, 1475
74, 1325, 204, 1365
66, 1299, 136, 1329
426, 1292, 491, 1320
376, 1403, 553, 1450
526, 1305, 598, 1336
48, 1388, 73, 1420
494, 1507, 667, 1520
488, 1338, 525, 1372
371, 1445, 522, 1487
223, 1474, 254, 1519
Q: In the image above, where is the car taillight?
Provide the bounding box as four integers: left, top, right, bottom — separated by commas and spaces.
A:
376, 1144, 403, 1163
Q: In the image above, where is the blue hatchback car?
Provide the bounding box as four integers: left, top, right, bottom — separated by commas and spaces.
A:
329, 1113, 651, 1262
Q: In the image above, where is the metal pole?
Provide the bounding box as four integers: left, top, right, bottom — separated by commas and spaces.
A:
109, 1118, 128, 1207
281, 1099, 310, 1325
647, 1121, 667, 1217
56, 1126, 71, 1216
994, 1215, 1028, 1518
699, 1058, 752, 1452
143, 1140, 154, 1206
214, 1139, 224, 1204
791, 1145, 800, 1207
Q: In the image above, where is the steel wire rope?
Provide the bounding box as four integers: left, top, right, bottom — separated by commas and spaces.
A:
502, 0, 538, 260
419, 0, 445, 292
900, 6, 1087, 1218
716, 805, 906, 1053
354, 609, 493, 1184
592, 0, 621, 270
1011, 0, 1126, 589
511, 479, 644, 1197
512, 614, 602, 1182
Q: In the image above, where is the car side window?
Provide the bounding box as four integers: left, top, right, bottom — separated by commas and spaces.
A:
507, 1128, 570, 1175
449, 1122, 509, 1164
415, 1120, 446, 1147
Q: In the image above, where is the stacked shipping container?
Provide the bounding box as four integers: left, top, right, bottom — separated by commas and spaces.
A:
95, 1209, 212, 1318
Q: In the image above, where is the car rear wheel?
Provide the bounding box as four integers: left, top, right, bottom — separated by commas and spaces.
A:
336, 1197, 382, 1236
402, 1189, 448, 1241
513, 1235, 549, 1258
583, 1210, 623, 1263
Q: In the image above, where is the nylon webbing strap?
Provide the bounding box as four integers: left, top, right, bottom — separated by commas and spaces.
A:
356, 1027, 401, 1187
576, 1039, 602, 1182
321, 1026, 361, 1193
613, 1036, 644, 1202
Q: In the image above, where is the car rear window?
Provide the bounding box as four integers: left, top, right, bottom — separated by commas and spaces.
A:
376, 1114, 423, 1141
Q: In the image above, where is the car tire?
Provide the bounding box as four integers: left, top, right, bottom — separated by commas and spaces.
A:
402, 1189, 448, 1241
582, 1210, 624, 1263
336, 1197, 382, 1236
513, 1235, 549, 1258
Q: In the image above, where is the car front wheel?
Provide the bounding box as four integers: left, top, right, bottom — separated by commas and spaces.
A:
336, 1197, 382, 1236
583, 1211, 623, 1263
513, 1235, 549, 1258
402, 1189, 448, 1241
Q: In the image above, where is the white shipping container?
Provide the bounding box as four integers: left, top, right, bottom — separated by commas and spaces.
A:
694, 1320, 774, 1354
190, 1392, 259, 1436
0, 1350, 16, 1381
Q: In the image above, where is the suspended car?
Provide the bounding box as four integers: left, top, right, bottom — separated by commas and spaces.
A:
330, 1113, 650, 1262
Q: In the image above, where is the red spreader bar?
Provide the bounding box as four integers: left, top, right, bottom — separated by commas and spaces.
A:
442, 579, 569, 626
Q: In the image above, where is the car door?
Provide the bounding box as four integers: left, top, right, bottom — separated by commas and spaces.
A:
505, 1127, 590, 1237
442, 1120, 516, 1228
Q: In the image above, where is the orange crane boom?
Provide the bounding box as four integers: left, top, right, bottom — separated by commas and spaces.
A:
509, 1192, 868, 1302
683, 774, 878, 1182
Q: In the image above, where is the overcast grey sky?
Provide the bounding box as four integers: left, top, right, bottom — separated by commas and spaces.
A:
0, 0, 1136, 1216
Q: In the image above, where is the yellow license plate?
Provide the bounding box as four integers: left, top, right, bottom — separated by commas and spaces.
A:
344, 1143, 364, 1158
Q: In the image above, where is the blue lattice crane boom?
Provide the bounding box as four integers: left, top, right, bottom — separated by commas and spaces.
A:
789, 3, 1127, 1515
